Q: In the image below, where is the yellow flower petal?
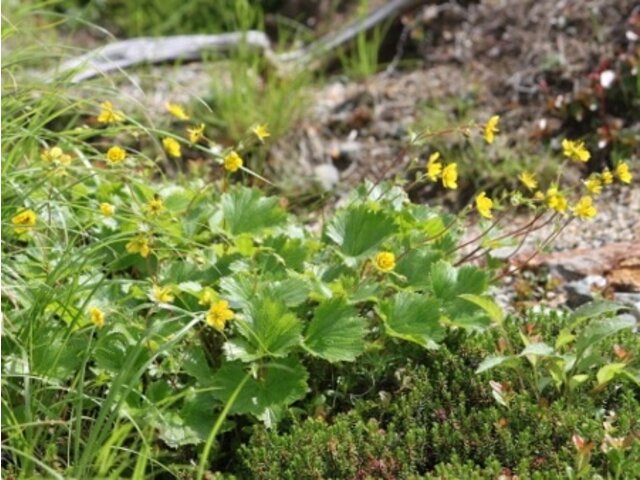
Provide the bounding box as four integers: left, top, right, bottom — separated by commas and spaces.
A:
163, 137, 182, 158
441, 163, 458, 190
106, 146, 127, 164
573, 196, 597, 219
166, 102, 190, 120
374, 251, 396, 272
483, 115, 500, 144
206, 300, 235, 331
518, 171, 538, 190
475, 191, 494, 219
562, 139, 590, 162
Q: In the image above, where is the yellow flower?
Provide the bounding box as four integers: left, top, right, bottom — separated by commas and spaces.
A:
426, 152, 443, 181
151, 285, 174, 304
374, 251, 396, 272
615, 162, 632, 184
58, 152, 72, 166
126, 235, 151, 258
165, 102, 190, 120
89, 306, 105, 328
601, 168, 614, 185
562, 139, 590, 162
441, 163, 458, 189
252, 124, 270, 142
41, 146, 72, 165
518, 171, 538, 190
483, 115, 500, 144
41, 146, 63, 162
224, 151, 243, 172
475, 191, 494, 219
100, 202, 115, 216
163, 137, 182, 158
573, 196, 597, 219
584, 176, 602, 195
533, 190, 545, 201
146, 197, 164, 216
106, 146, 127, 164
187, 123, 205, 143
97, 101, 125, 124
11, 209, 37, 234
546, 187, 568, 214
206, 300, 235, 331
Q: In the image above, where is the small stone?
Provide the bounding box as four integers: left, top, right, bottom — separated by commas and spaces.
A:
613, 293, 640, 322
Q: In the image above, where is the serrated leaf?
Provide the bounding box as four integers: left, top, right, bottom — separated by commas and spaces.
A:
303, 298, 366, 362
211, 359, 308, 422
266, 278, 309, 307
219, 276, 254, 309
325, 204, 397, 257
458, 294, 504, 325
221, 187, 286, 235
395, 249, 440, 287
430, 260, 458, 299
455, 266, 489, 296
154, 411, 201, 448
163, 189, 192, 212
378, 292, 444, 349
233, 296, 302, 360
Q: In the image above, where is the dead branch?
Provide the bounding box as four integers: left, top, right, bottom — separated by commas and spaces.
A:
58, 0, 429, 82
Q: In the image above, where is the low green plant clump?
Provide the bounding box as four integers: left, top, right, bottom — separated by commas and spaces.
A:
240, 309, 640, 479
2, 5, 638, 480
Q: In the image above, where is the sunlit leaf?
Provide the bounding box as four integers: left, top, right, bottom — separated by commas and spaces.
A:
303, 298, 366, 362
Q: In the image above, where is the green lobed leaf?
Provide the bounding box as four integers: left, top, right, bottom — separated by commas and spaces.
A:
211, 358, 308, 421
221, 187, 286, 235
303, 298, 367, 362
233, 296, 302, 360
325, 204, 397, 257
395, 248, 440, 288
430, 260, 458, 300
378, 292, 444, 349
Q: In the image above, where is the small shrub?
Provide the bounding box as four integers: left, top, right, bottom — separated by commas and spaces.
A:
239, 312, 640, 478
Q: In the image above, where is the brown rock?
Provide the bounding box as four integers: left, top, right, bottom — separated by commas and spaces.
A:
514, 242, 640, 291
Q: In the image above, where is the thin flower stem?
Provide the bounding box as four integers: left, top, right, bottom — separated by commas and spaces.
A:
493, 217, 573, 282
455, 212, 557, 266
